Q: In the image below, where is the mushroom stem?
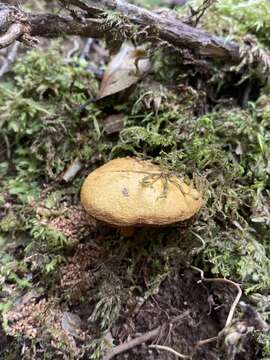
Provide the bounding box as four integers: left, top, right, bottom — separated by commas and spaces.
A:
120, 227, 135, 237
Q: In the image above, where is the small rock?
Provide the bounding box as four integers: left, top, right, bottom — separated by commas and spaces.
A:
61, 312, 82, 337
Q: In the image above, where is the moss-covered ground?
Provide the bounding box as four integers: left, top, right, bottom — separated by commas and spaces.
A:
0, 0, 270, 359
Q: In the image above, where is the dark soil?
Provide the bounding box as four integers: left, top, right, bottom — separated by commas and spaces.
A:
110, 269, 258, 360
0, 229, 261, 360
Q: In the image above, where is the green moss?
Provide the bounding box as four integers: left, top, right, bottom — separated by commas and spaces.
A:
0, 212, 20, 233
178, 0, 270, 46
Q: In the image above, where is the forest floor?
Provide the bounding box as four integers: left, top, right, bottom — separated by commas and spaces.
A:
0, 1, 270, 359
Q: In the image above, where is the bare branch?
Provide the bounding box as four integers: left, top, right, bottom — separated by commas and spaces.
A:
149, 335, 219, 359
0, 22, 25, 49
103, 327, 161, 360
187, 0, 217, 27
0, 1, 269, 76
86, 0, 241, 62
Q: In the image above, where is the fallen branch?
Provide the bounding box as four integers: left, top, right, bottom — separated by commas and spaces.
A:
0, 1, 269, 74
53, 0, 242, 62
66, 0, 270, 73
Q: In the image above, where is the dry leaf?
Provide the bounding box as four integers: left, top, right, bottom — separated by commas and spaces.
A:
103, 114, 125, 135
61, 312, 82, 338
96, 44, 151, 100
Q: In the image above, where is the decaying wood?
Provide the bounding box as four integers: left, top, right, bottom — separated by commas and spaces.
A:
0, 0, 269, 73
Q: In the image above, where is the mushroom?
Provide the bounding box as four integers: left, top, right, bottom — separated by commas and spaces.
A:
80, 157, 203, 236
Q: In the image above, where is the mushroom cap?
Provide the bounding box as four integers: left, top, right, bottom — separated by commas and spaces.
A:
80, 157, 203, 227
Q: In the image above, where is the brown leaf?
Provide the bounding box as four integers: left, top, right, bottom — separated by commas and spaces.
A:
96, 44, 151, 100
103, 114, 125, 135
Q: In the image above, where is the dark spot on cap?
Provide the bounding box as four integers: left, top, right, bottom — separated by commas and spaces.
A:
122, 187, 129, 197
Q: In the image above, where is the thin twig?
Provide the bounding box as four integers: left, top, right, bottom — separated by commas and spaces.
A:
149, 344, 191, 359
3, 134, 11, 160
66, 37, 80, 59
190, 265, 242, 327
197, 336, 218, 347
190, 231, 206, 255
80, 38, 94, 59
188, 0, 216, 27
0, 41, 19, 78
103, 327, 160, 360
149, 334, 219, 359
102, 312, 190, 360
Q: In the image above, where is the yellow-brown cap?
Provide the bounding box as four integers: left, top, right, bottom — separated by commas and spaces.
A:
80, 157, 203, 227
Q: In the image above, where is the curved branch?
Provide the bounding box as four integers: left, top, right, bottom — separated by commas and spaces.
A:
0, 22, 25, 49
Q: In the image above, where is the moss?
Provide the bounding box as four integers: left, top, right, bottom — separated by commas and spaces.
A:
0, 5, 270, 357
178, 0, 270, 46
0, 212, 20, 233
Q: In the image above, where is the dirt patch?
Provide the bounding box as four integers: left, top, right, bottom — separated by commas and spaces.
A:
110, 269, 258, 360
0, 236, 261, 360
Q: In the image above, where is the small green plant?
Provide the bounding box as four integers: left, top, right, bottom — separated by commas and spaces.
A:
27, 219, 70, 252
89, 272, 122, 331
